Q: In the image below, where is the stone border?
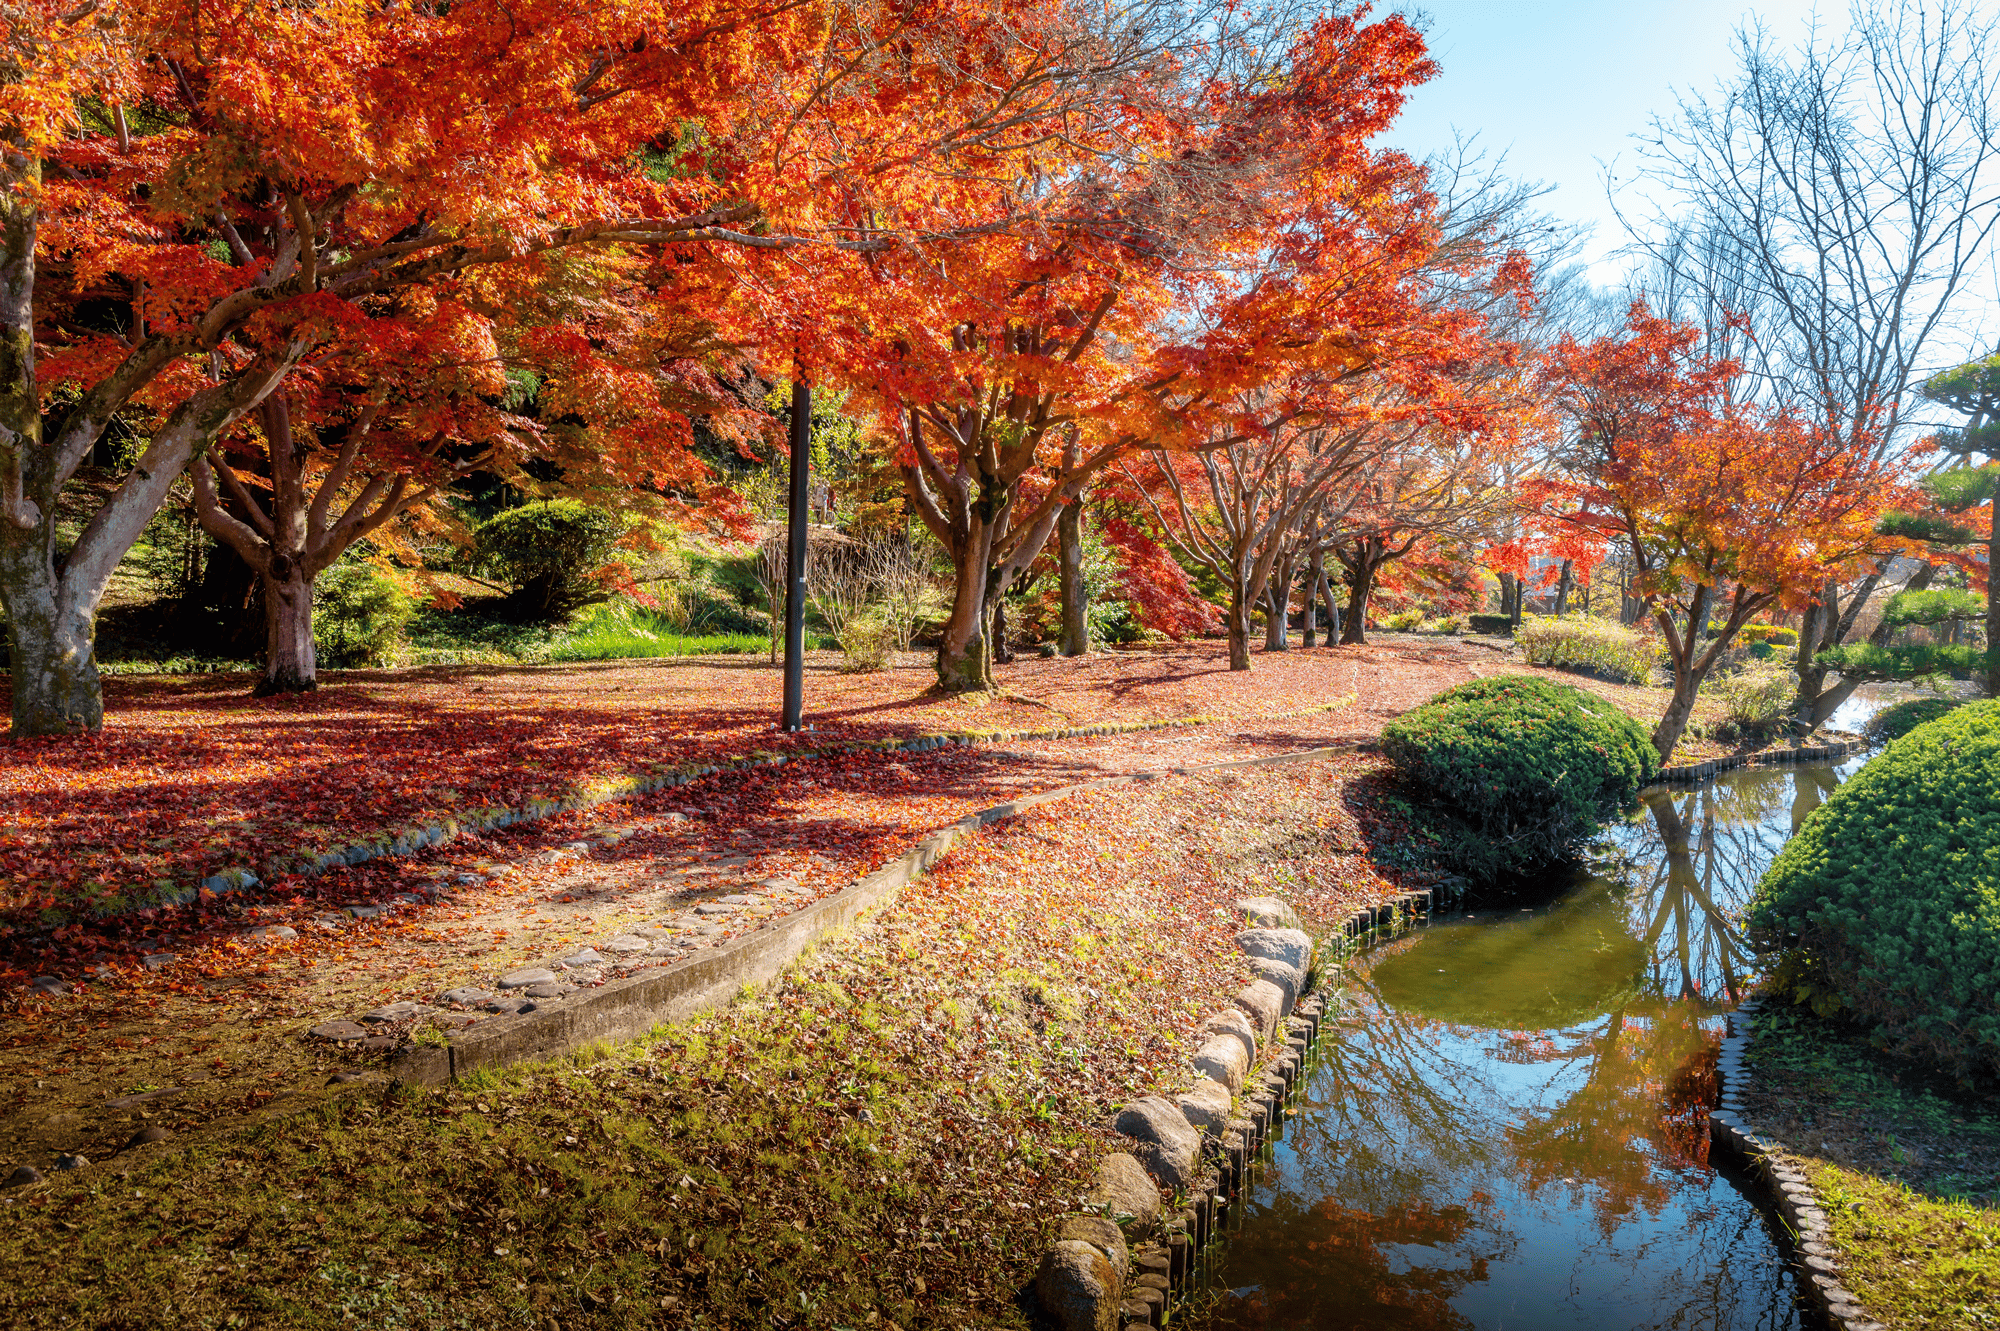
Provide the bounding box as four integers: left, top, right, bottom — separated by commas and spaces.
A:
1036, 883, 1443, 1331
1648, 736, 1861, 788
369, 702, 1359, 1085
49, 698, 1361, 929
1709, 1000, 1887, 1331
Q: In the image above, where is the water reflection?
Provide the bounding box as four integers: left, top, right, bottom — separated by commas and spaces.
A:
1196, 757, 1867, 1331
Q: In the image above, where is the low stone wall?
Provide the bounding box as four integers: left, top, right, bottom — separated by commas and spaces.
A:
1034, 885, 1441, 1331
314, 729, 1358, 1084
1709, 999, 1887, 1331
1649, 736, 1860, 788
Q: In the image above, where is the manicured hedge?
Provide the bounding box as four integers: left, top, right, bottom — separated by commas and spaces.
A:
1749, 700, 2000, 1081
1381, 675, 1659, 882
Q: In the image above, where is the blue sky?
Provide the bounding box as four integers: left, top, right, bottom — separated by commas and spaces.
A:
1378, 1, 1830, 281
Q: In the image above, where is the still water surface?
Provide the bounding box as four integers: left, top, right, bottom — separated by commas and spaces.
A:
1196, 748, 1876, 1330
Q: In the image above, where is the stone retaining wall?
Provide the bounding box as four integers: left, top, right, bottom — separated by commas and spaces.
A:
1034, 884, 1441, 1331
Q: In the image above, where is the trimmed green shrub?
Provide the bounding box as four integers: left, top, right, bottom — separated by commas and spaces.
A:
1748, 700, 2000, 1081
474, 500, 620, 621
1467, 613, 1513, 635
313, 564, 415, 666
1382, 675, 1659, 882
1865, 696, 1967, 743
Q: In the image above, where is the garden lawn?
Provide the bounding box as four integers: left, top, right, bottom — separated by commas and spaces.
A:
0, 754, 1429, 1331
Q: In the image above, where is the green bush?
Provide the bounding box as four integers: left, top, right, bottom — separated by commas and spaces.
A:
1865, 696, 1967, 743
1421, 615, 1463, 634
1381, 675, 1659, 882
1467, 613, 1513, 635
474, 500, 620, 621
1517, 615, 1664, 684
1381, 608, 1426, 631
313, 564, 415, 666
1720, 622, 1799, 647
1703, 664, 1795, 741
1748, 700, 2000, 1080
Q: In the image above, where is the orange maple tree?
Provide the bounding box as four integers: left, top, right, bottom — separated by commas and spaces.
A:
1530, 302, 1907, 758
4, 0, 1147, 733
709, 5, 1491, 691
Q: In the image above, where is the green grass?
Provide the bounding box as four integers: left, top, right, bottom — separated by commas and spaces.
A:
1744, 1001, 2000, 1328
548, 627, 771, 662
1811, 1166, 2000, 1329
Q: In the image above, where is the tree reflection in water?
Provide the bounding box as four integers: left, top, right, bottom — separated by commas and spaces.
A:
1197, 759, 1856, 1331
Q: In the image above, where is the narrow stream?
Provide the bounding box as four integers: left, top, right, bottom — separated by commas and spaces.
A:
1194, 741, 1881, 1330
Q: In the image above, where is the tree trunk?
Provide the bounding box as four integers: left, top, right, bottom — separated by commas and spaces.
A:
1553, 560, 1575, 617
935, 550, 996, 691
0, 544, 103, 735
1226, 580, 1254, 670
1801, 563, 1938, 727
1651, 671, 1701, 761
1321, 567, 1341, 643
1263, 557, 1292, 651
1340, 564, 1373, 645
991, 592, 1013, 665
0, 150, 101, 735
1057, 500, 1087, 657
254, 562, 317, 696
1301, 548, 1323, 647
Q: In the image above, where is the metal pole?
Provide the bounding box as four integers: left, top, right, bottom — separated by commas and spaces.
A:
781, 376, 811, 731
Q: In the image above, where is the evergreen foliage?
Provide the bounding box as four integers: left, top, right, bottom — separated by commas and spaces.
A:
1750, 700, 2000, 1081
473, 500, 621, 621
1382, 675, 1659, 882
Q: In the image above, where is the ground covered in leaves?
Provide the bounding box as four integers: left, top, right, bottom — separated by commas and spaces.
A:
0, 753, 1433, 1330
0, 633, 1749, 928
0, 637, 1775, 1179
1741, 1002, 2000, 1329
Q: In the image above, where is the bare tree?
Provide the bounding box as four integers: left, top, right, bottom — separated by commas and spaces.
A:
1131, 408, 1386, 671
1629, 0, 2000, 725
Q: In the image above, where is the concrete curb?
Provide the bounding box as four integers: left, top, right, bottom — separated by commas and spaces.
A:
387, 699, 1361, 1085
1709, 1001, 1887, 1331
54, 698, 1361, 930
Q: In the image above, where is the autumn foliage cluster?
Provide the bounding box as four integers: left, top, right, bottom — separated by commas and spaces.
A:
2, 0, 1937, 763
1, 0, 1564, 733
